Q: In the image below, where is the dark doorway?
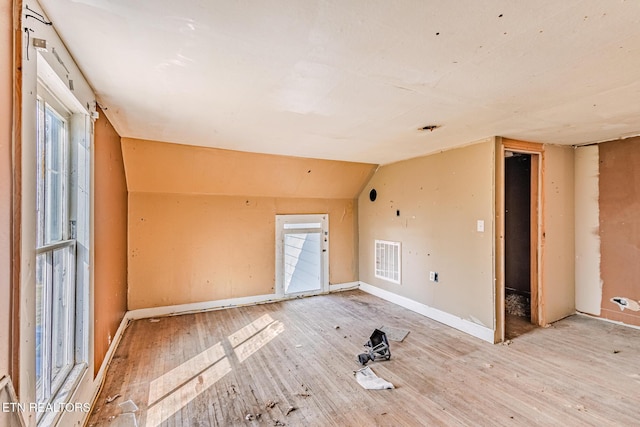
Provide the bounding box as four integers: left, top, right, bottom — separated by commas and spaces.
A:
504, 152, 535, 338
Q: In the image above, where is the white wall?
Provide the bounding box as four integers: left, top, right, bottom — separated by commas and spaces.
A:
574, 145, 601, 315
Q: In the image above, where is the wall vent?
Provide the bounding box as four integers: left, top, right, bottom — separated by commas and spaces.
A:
375, 240, 401, 284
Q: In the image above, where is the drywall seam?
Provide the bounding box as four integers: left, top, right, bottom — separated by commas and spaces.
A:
574, 145, 602, 315
126, 282, 359, 320
359, 282, 494, 343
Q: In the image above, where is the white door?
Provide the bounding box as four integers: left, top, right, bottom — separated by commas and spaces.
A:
276, 214, 329, 297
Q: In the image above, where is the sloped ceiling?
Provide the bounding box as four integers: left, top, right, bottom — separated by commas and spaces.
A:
121, 138, 376, 198
39, 0, 640, 164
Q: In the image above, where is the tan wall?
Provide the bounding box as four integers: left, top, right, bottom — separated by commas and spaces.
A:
128, 194, 357, 309
542, 144, 575, 323
124, 139, 374, 310
358, 140, 496, 328
1, 0, 13, 378
93, 110, 128, 375
599, 137, 640, 326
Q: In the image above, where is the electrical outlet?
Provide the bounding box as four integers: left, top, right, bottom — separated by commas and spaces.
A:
429, 271, 438, 282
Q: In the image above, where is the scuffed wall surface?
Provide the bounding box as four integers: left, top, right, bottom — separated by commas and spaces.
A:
0, 0, 12, 378
542, 145, 575, 323
358, 140, 495, 328
94, 111, 128, 375
599, 137, 640, 326
128, 194, 356, 309
574, 145, 601, 315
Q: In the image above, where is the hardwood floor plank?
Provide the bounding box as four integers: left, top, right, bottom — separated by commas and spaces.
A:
87, 291, 640, 426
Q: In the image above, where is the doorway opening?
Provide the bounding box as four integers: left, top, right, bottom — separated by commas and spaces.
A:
497, 139, 544, 343
275, 214, 329, 297
504, 152, 536, 339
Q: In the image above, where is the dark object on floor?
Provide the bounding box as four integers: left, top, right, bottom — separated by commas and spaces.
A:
357, 329, 391, 365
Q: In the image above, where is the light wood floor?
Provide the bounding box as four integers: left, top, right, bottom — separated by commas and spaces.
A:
88, 290, 640, 426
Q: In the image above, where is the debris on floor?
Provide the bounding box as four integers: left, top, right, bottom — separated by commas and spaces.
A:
285, 406, 296, 416
245, 414, 254, 421
274, 420, 285, 426
378, 325, 410, 342
334, 325, 340, 329
502, 340, 513, 346
105, 393, 121, 404
354, 366, 394, 390
265, 400, 277, 409
357, 329, 391, 365
505, 293, 528, 317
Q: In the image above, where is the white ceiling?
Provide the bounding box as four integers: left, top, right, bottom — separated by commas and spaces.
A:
39, 0, 640, 164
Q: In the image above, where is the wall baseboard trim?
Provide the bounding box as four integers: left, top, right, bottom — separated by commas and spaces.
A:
127, 293, 280, 320
358, 282, 495, 343
126, 282, 360, 321
94, 315, 130, 382
84, 314, 130, 425
576, 311, 640, 331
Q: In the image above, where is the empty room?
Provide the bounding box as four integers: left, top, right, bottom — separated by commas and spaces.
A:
2, 1, 640, 426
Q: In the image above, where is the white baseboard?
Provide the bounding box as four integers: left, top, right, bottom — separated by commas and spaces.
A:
127, 293, 280, 320
576, 311, 640, 331
127, 281, 360, 320
82, 314, 130, 426
95, 315, 130, 382
358, 281, 495, 343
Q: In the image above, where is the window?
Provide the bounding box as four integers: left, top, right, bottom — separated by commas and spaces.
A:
34, 73, 90, 417
375, 240, 401, 284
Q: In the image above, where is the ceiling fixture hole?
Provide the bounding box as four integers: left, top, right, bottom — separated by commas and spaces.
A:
420, 125, 440, 132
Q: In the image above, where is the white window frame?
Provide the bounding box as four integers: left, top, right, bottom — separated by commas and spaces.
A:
33, 53, 91, 424
374, 240, 401, 284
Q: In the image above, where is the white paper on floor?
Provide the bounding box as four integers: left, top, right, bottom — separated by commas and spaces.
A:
354, 366, 394, 390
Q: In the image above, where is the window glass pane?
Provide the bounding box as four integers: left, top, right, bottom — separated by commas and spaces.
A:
35, 253, 49, 403
45, 106, 65, 244
36, 99, 45, 247
51, 247, 73, 383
